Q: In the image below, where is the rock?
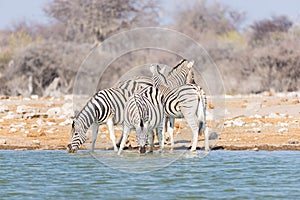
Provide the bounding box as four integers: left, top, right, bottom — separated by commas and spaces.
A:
277, 127, 288, 133
30, 95, 39, 100
46, 107, 62, 118
209, 132, 218, 140
46, 121, 56, 126
0, 103, 9, 113
16, 105, 33, 114
0, 139, 6, 144
61, 103, 74, 118
3, 111, 17, 119
32, 140, 40, 145
233, 118, 245, 127
288, 139, 299, 144
278, 122, 288, 127
264, 123, 273, 127
59, 118, 72, 126
36, 118, 44, 126
252, 128, 261, 133
0, 119, 3, 123
9, 128, 17, 133
266, 113, 281, 119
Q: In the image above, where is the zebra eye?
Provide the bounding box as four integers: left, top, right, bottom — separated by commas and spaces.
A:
74, 132, 79, 136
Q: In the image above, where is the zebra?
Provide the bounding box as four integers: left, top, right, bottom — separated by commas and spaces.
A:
118, 86, 165, 155
67, 87, 132, 153
150, 64, 209, 152
115, 60, 195, 148
67, 59, 195, 153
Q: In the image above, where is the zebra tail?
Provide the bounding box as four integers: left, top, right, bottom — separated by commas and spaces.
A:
196, 87, 207, 135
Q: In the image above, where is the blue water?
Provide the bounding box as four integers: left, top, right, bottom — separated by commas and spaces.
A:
0, 150, 299, 199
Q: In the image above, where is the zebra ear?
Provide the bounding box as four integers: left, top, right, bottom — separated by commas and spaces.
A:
187, 60, 194, 69
149, 64, 157, 74
159, 66, 166, 75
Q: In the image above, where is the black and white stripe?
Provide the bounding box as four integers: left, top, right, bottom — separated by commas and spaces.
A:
150, 64, 209, 152
67, 88, 131, 153
118, 86, 165, 155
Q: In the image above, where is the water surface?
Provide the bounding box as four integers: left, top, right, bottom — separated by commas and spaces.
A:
0, 150, 299, 199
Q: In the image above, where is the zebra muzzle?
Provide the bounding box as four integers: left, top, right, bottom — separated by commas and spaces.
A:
67, 143, 76, 153
139, 146, 146, 154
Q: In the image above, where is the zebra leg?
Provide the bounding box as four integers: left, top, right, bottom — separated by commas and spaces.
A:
118, 125, 130, 155
90, 122, 99, 152
162, 117, 168, 148
107, 118, 118, 152
149, 130, 154, 153
204, 126, 209, 152
156, 123, 163, 152
168, 118, 175, 150
182, 112, 199, 152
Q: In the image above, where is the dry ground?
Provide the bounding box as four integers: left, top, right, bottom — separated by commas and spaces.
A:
0, 92, 299, 151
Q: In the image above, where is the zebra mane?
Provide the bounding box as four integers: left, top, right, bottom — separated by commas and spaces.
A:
173, 59, 187, 70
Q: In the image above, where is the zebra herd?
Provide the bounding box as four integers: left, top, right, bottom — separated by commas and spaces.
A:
67, 59, 209, 155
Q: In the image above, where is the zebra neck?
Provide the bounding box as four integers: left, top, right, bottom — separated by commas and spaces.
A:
75, 109, 95, 134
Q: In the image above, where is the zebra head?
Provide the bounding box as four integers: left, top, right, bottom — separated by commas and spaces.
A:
167, 59, 195, 86
67, 120, 87, 153
136, 119, 149, 154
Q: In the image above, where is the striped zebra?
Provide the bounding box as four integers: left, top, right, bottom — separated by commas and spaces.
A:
118, 86, 165, 155
115, 60, 195, 148
67, 87, 131, 153
67, 59, 194, 153
150, 64, 209, 152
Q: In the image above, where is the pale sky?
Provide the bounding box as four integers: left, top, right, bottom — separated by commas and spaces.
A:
0, 0, 299, 30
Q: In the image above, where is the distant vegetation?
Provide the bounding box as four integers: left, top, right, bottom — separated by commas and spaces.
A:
0, 0, 299, 96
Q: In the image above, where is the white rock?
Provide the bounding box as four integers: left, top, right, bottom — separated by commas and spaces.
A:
0, 139, 6, 144
36, 118, 44, 126
59, 118, 72, 126
254, 114, 262, 119
233, 118, 245, 127
45, 128, 56, 134
16, 105, 34, 114
224, 120, 233, 127
64, 95, 73, 101
264, 123, 273, 127
30, 95, 39, 100
0, 119, 4, 123
0, 103, 9, 113
46, 121, 56, 126
32, 140, 40, 145
278, 122, 289, 127
277, 127, 288, 133
267, 113, 281, 119
252, 128, 261, 133
3, 111, 17, 119
46, 107, 62, 118
61, 103, 74, 118
9, 128, 17, 133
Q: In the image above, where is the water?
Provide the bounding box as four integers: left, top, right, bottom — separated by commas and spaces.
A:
0, 150, 299, 199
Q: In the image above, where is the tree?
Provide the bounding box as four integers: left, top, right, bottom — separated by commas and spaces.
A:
44, 0, 160, 43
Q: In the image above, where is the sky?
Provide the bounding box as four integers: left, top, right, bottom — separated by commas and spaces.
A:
0, 0, 300, 30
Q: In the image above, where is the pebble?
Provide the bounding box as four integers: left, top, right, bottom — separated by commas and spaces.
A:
3, 111, 17, 119
59, 118, 72, 126
288, 139, 299, 144
233, 118, 245, 127
9, 128, 17, 133
32, 140, 40, 145
0, 103, 9, 113
16, 105, 34, 114
46, 107, 62, 118
0, 139, 6, 144
252, 128, 261, 133
277, 127, 288, 133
